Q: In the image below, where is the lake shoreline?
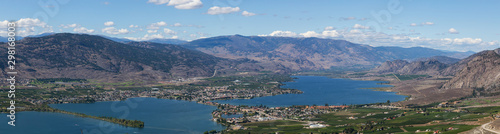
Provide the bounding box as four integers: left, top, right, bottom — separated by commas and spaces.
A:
3, 75, 409, 133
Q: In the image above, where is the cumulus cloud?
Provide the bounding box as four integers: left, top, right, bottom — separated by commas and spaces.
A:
422, 22, 434, 25
104, 21, 114, 26
125, 34, 178, 41
442, 38, 482, 45
60, 24, 79, 28
353, 24, 370, 29
147, 30, 157, 33
267, 31, 298, 37
242, 11, 256, 16
147, 21, 168, 29
324, 26, 335, 30
322, 30, 340, 37
73, 27, 95, 33
129, 25, 139, 28
300, 31, 320, 37
448, 28, 459, 34
207, 6, 240, 15
173, 23, 182, 27
102, 27, 129, 34
147, 0, 203, 9
299, 30, 340, 38
261, 28, 499, 52
263, 30, 340, 38
0, 18, 53, 36
411, 22, 434, 26
170, 22, 203, 28
163, 28, 177, 35
147, 0, 169, 4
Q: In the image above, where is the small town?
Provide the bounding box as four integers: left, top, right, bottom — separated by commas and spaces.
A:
208, 101, 349, 131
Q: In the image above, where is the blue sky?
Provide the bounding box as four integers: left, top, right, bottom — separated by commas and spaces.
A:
0, 0, 499, 52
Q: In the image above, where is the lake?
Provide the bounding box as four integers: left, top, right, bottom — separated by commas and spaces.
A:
1, 98, 225, 134
214, 76, 406, 107
0, 76, 406, 133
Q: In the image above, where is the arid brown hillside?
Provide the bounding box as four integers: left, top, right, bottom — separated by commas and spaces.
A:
442, 48, 500, 91
372, 59, 449, 75
183, 35, 473, 71
0, 33, 272, 83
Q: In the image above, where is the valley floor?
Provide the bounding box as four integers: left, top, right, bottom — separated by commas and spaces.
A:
3, 73, 500, 134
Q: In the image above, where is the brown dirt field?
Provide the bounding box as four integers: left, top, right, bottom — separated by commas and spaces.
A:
360, 76, 474, 106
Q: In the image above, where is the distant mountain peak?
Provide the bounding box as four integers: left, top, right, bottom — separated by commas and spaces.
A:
184, 35, 475, 71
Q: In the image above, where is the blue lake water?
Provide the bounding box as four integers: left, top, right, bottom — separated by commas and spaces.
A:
1, 98, 225, 134
214, 76, 406, 107
0, 76, 406, 133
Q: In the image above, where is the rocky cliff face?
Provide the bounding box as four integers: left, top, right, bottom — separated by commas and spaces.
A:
442, 48, 500, 91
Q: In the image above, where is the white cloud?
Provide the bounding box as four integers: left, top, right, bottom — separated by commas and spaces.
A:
242, 11, 256, 16
300, 31, 320, 37
145, 34, 164, 39
349, 29, 361, 33
267, 31, 298, 37
0, 18, 53, 36
163, 28, 177, 35
299, 30, 340, 38
207, 6, 240, 15
264, 30, 341, 38
60, 24, 79, 28
324, 26, 335, 30
262, 28, 499, 52
147, 21, 168, 29
147, 30, 157, 33
147, 0, 169, 5
129, 25, 139, 28
148, 0, 203, 9
102, 27, 129, 35
73, 27, 95, 33
411, 22, 434, 26
104, 21, 114, 26
444, 38, 482, 45
321, 30, 340, 37
190, 34, 197, 38
448, 28, 459, 34
422, 22, 434, 25
353, 24, 370, 29
170, 23, 203, 28
173, 23, 182, 27
124, 34, 178, 41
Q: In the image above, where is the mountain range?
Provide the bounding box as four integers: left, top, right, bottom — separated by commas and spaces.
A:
0, 33, 274, 83
0, 33, 480, 84
372, 55, 464, 76
181, 35, 473, 71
